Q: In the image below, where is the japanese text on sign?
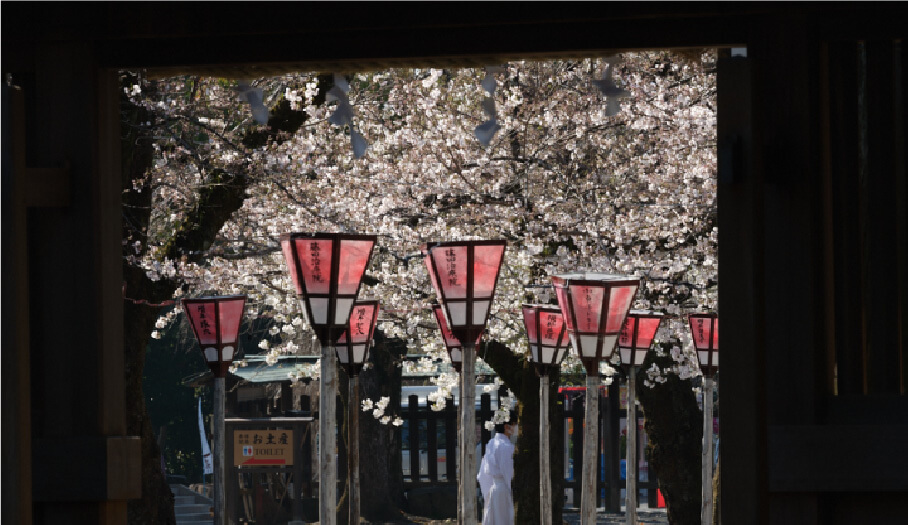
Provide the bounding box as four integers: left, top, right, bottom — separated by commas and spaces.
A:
233, 429, 294, 466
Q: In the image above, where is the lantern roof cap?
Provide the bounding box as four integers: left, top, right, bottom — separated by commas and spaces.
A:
551, 272, 641, 284
628, 309, 664, 317
280, 231, 377, 241
422, 239, 507, 250
182, 294, 247, 302
521, 303, 562, 310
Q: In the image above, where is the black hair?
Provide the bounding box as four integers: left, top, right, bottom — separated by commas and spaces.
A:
494, 409, 519, 434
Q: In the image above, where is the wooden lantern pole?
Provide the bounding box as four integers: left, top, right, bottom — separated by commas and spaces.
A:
625, 368, 637, 525
581, 372, 599, 525
348, 374, 360, 525
701, 377, 715, 525
213, 376, 225, 525
539, 373, 553, 525
461, 342, 477, 524
320, 343, 338, 525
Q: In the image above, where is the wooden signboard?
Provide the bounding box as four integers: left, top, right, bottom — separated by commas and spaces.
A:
233, 429, 294, 466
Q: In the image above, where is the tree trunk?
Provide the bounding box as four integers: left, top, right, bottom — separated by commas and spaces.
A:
122, 85, 178, 524
337, 331, 407, 523
481, 341, 564, 525
120, 74, 319, 523
636, 351, 702, 525
124, 277, 179, 524
121, 76, 253, 523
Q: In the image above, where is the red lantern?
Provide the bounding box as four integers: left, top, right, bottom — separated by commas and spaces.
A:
551, 273, 640, 375
336, 300, 379, 376
616, 310, 664, 369
183, 295, 247, 378
422, 240, 506, 347
432, 304, 482, 373
688, 313, 719, 377
522, 304, 570, 375
280, 232, 377, 346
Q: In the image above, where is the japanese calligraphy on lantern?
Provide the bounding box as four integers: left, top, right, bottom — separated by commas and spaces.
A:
310, 242, 323, 283
573, 286, 604, 332
197, 305, 213, 337
354, 305, 367, 335
233, 430, 294, 466
445, 248, 459, 286
619, 317, 634, 347
297, 238, 332, 294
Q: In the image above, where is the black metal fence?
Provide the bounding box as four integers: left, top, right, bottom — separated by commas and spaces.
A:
400, 383, 661, 512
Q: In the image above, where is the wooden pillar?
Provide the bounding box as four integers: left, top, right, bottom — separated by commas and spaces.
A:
445, 397, 457, 483
571, 393, 584, 509
539, 374, 552, 525
626, 369, 637, 525
427, 402, 438, 482
292, 424, 306, 519
581, 374, 599, 524
408, 395, 420, 482
460, 343, 477, 524
717, 53, 766, 525
320, 344, 338, 525
702, 378, 715, 525
347, 376, 360, 525
605, 382, 621, 513
214, 377, 226, 525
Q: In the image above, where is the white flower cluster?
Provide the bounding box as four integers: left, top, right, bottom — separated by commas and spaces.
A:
132, 53, 718, 393
643, 362, 668, 388
484, 388, 516, 432
361, 396, 403, 426
287, 360, 320, 383
427, 371, 458, 411
227, 359, 249, 374
402, 356, 437, 375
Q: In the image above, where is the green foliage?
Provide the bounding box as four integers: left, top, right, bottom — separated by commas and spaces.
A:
143, 316, 209, 483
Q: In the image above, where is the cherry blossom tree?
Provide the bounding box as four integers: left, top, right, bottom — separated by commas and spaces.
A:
125, 49, 717, 522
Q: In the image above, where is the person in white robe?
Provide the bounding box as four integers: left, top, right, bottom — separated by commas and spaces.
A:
477, 409, 518, 525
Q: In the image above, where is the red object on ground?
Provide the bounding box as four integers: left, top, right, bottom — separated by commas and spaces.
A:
656, 488, 666, 508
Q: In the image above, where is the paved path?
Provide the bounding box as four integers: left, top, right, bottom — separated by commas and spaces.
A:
369, 508, 669, 524
562, 509, 669, 524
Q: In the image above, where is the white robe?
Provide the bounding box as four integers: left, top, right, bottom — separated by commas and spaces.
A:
477, 433, 515, 525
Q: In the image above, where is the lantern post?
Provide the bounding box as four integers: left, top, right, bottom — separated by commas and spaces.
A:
432, 303, 482, 521
281, 232, 376, 525
336, 300, 379, 525
688, 313, 719, 525
615, 311, 663, 525
183, 294, 247, 525
424, 240, 506, 524
552, 273, 639, 525
522, 304, 569, 525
